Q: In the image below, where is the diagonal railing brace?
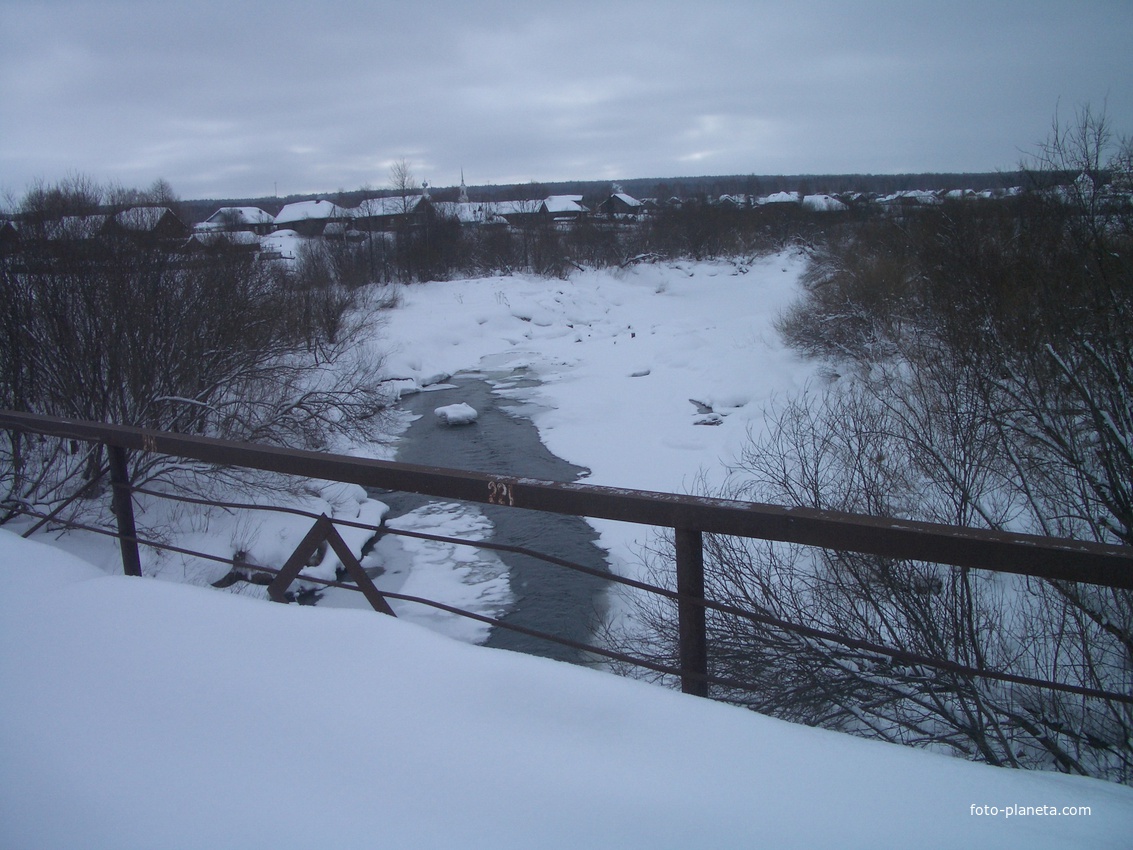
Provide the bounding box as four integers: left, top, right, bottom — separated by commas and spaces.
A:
267, 514, 396, 616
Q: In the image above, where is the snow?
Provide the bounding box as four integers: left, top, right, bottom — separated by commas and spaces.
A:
434, 401, 479, 425
8, 251, 1133, 845
259, 227, 301, 258
3, 530, 1130, 850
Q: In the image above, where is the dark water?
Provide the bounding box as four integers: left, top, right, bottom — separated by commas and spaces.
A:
373, 373, 611, 663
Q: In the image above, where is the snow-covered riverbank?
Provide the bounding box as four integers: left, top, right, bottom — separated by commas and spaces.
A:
377, 253, 817, 583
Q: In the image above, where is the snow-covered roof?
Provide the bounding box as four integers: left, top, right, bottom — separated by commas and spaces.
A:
274, 199, 349, 224
540, 195, 587, 214
489, 200, 542, 216
352, 195, 428, 218
611, 193, 642, 208
877, 190, 942, 205
200, 207, 275, 229
760, 191, 801, 205
801, 194, 848, 212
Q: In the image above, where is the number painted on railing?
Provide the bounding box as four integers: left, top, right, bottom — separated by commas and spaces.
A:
488, 480, 515, 506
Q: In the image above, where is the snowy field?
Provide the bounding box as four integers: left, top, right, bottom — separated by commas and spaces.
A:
5, 252, 1133, 846
3, 530, 1131, 849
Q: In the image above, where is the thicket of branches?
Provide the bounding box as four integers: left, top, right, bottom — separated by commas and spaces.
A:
1, 179, 391, 519
621, 107, 1133, 783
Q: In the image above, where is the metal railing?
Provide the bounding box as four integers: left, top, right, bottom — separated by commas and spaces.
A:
2, 409, 1131, 705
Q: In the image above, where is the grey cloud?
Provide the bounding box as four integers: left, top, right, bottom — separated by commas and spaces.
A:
2, 0, 1130, 200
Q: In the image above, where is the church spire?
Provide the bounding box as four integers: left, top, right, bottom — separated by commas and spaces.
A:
458, 168, 469, 204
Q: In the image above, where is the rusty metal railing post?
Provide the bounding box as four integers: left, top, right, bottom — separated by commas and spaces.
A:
107, 444, 142, 577
675, 527, 708, 697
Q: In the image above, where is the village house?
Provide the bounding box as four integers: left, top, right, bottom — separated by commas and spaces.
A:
195, 207, 275, 235
484, 199, 543, 225
273, 199, 351, 237
714, 194, 752, 209
801, 194, 849, 212
600, 193, 644, 217
351, 195, 432, 232
538, 195, 589, 222
114, 206, 190, 242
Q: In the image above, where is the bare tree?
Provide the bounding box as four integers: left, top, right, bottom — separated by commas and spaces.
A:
622, 106, 1133, 783
388, 158, 419, 215
1, 179, 390, 516
18, 173, 103, 225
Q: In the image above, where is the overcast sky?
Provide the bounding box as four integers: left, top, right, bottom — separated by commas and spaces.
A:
2, 1, 1130, 201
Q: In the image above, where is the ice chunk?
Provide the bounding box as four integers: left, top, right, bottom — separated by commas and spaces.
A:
434, 403, 479, 426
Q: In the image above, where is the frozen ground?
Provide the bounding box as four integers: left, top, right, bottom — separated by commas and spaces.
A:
3, 530, 1131, 850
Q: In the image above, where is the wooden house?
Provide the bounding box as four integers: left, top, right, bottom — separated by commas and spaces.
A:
273, 199, 351, 237
600, 193, 644, 217
351, 195, 432, 232
114, 207, 190, 242
196, 206, 275, 235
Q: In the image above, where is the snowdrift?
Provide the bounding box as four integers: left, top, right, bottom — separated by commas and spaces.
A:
2, 530, 1130, 850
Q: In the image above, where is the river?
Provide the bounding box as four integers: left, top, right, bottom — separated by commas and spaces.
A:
371, 370, 612, 664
